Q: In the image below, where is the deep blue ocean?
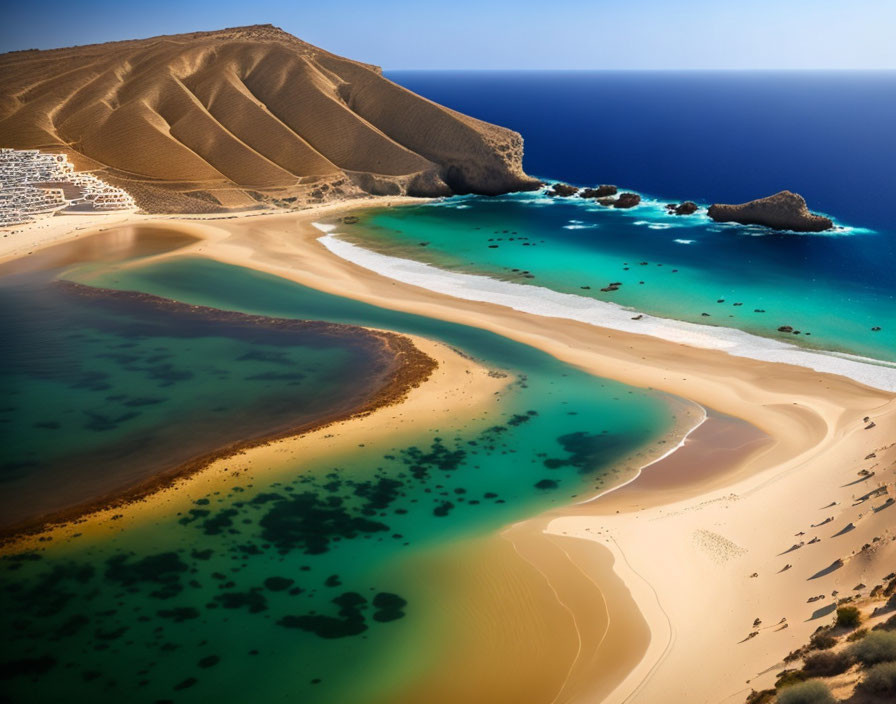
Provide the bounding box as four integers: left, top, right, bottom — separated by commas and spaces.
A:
387, 71, 896, 232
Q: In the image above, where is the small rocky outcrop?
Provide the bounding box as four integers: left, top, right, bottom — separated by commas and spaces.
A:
613, 193, 641, 209
666, 201, 698, 215
580, 185, 618, 199
547, 183, 579, 197
708, 191, 833, 232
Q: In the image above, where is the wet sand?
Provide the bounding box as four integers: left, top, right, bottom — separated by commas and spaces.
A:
583, 410, 773, 513
0, 224, 199, 277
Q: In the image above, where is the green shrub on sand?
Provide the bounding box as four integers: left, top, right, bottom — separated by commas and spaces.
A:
802, 650, 851, 677
873, 613, 896, 632
848, 630, 896, 666
846, 627, 867, 642
809, 631, 838, 651
775, 669, 807, 688
835, 605, 861, 629
776, 680, 836, 704
744, 688, 776, 704
858, 661, 896, 696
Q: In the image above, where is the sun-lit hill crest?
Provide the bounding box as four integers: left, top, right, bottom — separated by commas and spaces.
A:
0, 24, 539, 212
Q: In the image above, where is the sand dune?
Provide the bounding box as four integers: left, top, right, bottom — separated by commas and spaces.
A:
0, 25, 539, 212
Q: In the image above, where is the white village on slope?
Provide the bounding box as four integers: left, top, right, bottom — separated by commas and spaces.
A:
0, 148, 135, 228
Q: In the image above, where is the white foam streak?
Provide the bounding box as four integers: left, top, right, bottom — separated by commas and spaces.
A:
313, 226, 896, 392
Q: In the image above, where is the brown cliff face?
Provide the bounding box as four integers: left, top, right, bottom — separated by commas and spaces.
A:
0, 25, 540, 213
708, 191, 833, 232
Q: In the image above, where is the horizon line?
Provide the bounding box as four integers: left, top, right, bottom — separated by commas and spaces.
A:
383, 67, 896, 72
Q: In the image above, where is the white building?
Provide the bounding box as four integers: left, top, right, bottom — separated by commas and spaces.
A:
0, 148, 136, 227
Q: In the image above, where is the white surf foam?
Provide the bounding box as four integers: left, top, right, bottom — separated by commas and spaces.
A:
314, 225, 896, 393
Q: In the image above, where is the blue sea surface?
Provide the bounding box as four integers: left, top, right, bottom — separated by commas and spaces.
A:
387, 70, 896, 232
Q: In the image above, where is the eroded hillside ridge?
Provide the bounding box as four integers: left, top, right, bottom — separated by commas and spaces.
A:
0, 25, 539, 213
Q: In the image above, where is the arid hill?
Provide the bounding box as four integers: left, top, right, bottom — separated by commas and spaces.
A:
0, 25, 539, 212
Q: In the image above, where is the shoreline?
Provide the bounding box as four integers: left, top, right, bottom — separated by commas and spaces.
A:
0, 278, 438, 545
4, 329, 510, 554
0, 196, 430, 266
575, 403, 709, 507
2, 200, 894, 702
546, 403, 895, 703
158, 206, 894, 703
315, 228, 896, 392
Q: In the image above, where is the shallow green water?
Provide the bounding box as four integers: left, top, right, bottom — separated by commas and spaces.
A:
1, 255, 676, 703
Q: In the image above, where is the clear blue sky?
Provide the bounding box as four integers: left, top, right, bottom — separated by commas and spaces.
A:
2, 0, 894, 69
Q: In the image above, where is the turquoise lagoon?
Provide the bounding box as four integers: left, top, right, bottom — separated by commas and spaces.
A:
0, 252, 678, 702
323, 192, 895, 367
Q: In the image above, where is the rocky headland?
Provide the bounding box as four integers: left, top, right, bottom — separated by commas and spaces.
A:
0, 25, 540, 213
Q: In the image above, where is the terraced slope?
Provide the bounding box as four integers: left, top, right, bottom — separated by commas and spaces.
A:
0, 25, 539, 212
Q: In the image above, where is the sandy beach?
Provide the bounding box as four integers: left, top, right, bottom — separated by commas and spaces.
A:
3, 203, 894, 703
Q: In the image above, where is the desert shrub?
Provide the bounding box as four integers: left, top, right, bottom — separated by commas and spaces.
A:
809, 631, 838, 651
784, 647, 807, 663
776, 669, 808, 688
848, 630, 896, 666
744, 688, 775, 704
847, 627, 868, 642
873, 614, 896, 632
835, 605, 862, 628
802, 650, 852, 677
858, 661, 896, 696
776, 680, 836, 704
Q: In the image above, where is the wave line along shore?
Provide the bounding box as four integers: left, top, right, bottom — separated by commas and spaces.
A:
315, 225, 896, 393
